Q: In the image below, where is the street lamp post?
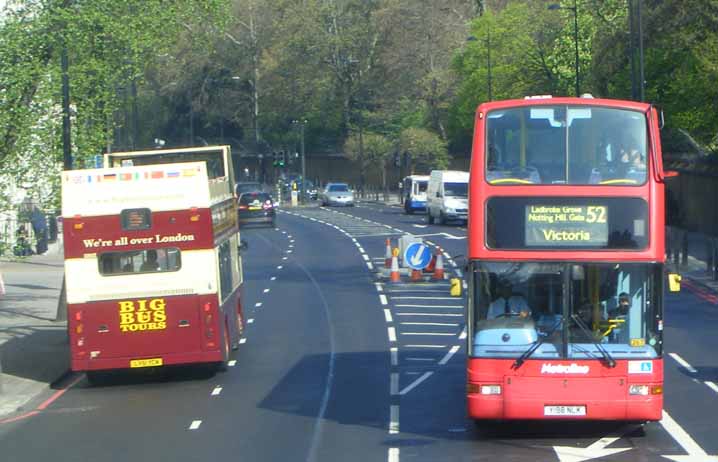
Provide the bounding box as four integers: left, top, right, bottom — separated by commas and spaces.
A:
548, 1, 580, 97
292, 119, 308, 204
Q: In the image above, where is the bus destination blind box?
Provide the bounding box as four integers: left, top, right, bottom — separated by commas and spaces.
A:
121, 208, 152, 231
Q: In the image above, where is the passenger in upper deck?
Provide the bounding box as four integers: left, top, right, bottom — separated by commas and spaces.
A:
140, 250, 160, 272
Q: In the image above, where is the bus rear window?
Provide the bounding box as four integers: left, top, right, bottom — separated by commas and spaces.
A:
99, 248, 182, 276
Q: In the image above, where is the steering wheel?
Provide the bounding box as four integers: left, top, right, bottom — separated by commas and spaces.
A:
496, 312, 522, 318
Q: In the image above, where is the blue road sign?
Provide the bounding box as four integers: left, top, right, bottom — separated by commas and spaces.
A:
404, 242, 432, 270
94, 154, 103, 168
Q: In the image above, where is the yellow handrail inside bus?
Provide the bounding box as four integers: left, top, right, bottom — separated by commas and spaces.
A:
489, 178, 534, 185
599, 318, 626, 338
599, 179, 638, 185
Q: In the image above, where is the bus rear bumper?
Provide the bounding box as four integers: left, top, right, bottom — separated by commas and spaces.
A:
71, 350, 223, 372
467, 394, 662, 421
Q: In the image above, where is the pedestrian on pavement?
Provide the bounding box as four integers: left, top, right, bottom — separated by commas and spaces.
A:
665, 189, 686, 266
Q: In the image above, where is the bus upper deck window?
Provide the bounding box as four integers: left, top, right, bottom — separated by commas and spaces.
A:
121, 208, 151, 230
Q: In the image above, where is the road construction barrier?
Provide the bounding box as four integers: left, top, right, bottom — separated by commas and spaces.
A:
390, 249, 401, 283
433, 248, 445, 280
450, 278, 462, 297
410, 268, 423, 282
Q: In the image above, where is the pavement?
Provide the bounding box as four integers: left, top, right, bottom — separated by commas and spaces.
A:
0, 241, 67, 419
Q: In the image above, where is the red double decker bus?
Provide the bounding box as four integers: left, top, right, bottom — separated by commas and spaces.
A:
466, 96, 676, 421
62, 146, 243, 378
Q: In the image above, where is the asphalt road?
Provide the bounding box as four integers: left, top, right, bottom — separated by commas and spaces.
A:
1, 201, 717, 462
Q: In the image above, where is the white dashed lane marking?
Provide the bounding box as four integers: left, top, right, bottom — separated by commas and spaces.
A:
211, 387, 222, 396
189, 420, 202, 430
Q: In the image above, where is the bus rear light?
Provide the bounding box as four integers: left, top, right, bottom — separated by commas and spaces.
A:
651, 386, 663, 395
75, 311, 83, 321
190, 215, 200, 222
73, 222, 84, 230
203, 302, 212, 312
206, 341, 216, 348
76, 324, 83, 335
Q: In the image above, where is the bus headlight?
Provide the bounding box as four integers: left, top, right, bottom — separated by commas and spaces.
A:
629, 385, 649, 396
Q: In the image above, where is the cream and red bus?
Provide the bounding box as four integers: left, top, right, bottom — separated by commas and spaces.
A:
62, 146, 243, 376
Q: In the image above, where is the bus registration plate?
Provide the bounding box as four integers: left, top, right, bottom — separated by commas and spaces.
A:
544, 405, 586, 416
130, 358, 163, 368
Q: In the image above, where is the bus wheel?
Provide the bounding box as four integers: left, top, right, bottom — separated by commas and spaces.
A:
438, 212, 446, 225
428, 213, 435, 224
216, 323, 230, 372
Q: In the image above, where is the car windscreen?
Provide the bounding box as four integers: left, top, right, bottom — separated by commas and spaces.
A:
328, 184, 349, 192
444, 182, 468, 197
236, 183, 262, 194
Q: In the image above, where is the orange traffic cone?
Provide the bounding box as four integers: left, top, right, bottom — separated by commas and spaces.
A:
410, 268, 423, 282
385, 238, 392, 268
433, 248, 445, 280
423, 254, 436, 273
389, 251, 401, 283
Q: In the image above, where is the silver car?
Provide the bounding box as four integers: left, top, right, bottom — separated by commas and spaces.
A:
320, 183, 354, 207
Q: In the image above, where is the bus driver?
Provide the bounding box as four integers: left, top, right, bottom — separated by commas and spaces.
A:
487, 279, 531, 319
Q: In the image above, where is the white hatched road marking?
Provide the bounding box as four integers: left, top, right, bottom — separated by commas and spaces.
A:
401, 322, 459, 327
438, 345, 461, 365
388, 327, 397, 342
396, 312, 463, 317
389, 406, 399, 434
669, 352, 698, 373
189, 420, 202, 430
390, 296, 458, 300
395, 304, 463, 309
401, 332, 456, 336
405, 344, 446, 348
379, 294, 388, 305
400, 371, 433, 395
384, 309, 393, 323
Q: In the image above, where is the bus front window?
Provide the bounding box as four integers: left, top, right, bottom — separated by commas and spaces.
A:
485, 106, 648, 186
470, 262, 662, 360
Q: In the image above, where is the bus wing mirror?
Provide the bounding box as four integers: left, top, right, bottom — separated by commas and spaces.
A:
668, 273, 681, 292
664, 170, 679, 178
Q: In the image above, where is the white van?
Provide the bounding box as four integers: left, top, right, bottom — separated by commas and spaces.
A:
427, 170, 469, 225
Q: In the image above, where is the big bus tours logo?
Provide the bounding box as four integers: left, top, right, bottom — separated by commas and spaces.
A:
118, 298, 167, 332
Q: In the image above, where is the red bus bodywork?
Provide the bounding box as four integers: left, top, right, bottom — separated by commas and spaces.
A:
62, 151, 243, 373
467, 97, 666, 421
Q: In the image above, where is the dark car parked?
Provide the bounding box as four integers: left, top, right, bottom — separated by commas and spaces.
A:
237, 192, 276, 227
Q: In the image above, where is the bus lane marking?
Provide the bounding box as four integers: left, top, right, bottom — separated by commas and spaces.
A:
388, 327, 397, 342
189, 420, 202, 430
390, 373, 399, 395
379, 294, 388, 305
384, 309, 393, 323
389, 405, 400, 434
390, 347, 398, 366
669, 353, 698, 374
388, 447, 399, 462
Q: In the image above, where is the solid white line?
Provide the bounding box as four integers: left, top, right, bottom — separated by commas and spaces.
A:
240, 338, 247, 344
406, 357, 434, 362
391, 296, 457, 300
263, 288, 270, 293
388, 447, 399, 462
380, 294, 388, 305
389, 406, 399, 434
388, 327, 397, 342
384, 309, 393, 323
366, 262, 374, 270
660, 409, 709, 456
459, 327, 467, 340
385, 289, 448, 293
189, 420, 202, 430
405, 344, 447, 348
401, 332, 456, 336
270, 276, 277, 281
390, 347, 398, 367
255, 302, 262, 307
400, 371, 433, 395
438, 345, 461, 365
669, 352, 698, 373
401, 322, 459, 327
375, 283, 383, 293
390, 373, 399, 395
228, 360, 237, 367
211, 386, 222, 396
705, 381, 718, 394
425, 240, 434, 245
395, 304, 463, 308
396, 312, 463, 317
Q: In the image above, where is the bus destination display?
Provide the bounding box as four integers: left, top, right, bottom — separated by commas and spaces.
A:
525, 205, 608, 246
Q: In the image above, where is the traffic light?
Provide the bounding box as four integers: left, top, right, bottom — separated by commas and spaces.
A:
278, 150, 285, 167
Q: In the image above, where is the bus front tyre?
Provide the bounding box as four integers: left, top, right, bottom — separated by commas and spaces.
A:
428, 213, 435, 224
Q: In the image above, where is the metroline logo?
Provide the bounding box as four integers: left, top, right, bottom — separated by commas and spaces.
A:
540, 363, 590, 374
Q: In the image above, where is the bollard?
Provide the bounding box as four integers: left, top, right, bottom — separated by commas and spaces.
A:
450, 278, 462, 297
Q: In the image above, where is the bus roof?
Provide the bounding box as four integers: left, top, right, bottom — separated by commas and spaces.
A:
62, 162, 210, 217
477, 96, 652, 113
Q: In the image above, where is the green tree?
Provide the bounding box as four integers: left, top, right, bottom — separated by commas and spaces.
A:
399, 127, 449, 173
